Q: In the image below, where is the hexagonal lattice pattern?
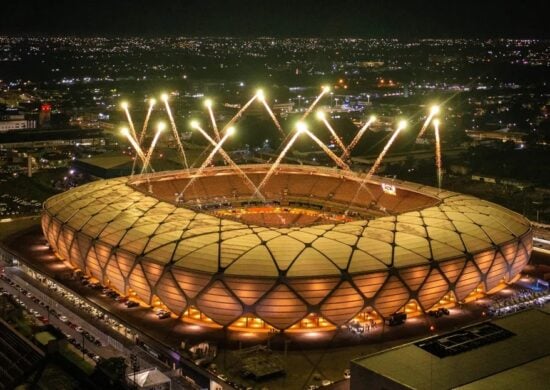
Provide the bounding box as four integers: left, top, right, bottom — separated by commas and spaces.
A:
41, 165, 533, 329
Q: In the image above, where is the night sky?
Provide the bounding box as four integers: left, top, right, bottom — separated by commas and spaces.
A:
2, 0, 549, 37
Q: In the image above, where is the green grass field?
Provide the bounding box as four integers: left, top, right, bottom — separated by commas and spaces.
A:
60, 344, 95, 376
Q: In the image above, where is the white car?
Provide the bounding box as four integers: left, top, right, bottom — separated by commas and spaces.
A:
59, 315, 69, 323
75, 326, 84, 333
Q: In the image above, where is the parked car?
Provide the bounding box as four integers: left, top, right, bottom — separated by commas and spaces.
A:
157, 311, 170, 319
126, 300, 139, 308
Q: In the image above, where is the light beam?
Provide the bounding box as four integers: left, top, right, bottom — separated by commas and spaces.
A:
258, 90, 285, 137
121, 101, 138, 141
348, 120, 407, 208
433, 118, 443, 190
303, 129, 349, 170
417, 105, 440, 139
341, 115, 376, 160
139, 98, 156, 144
204, 99, 220, 141
179, 128, 236, 198
192, 123, 264, 199
255, 122, 307, 196
316, 111, 346, 152
221, 94, 258, 133
300, 86, 329, 120
141, 121, 165, 174
162, 93, 189, 169
121, 127, 146, 163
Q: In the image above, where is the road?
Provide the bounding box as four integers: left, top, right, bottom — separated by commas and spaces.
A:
0, 271, 127, 362
0, 260, 210, 390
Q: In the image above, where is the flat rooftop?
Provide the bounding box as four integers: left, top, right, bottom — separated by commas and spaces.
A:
352, 308, 550, 389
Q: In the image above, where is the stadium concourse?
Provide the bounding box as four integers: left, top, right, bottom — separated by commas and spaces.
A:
41, 164, 532, 333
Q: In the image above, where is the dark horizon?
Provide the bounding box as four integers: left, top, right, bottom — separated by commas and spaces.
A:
2, 0, 550, 38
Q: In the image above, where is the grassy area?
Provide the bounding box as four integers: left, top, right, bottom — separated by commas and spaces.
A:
0, 217, 40, 241
60, 344, 95, 376
34, 331, 57, 347
13, 315, 35, 339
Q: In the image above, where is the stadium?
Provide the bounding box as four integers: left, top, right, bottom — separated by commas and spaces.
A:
41, 164, 533, 332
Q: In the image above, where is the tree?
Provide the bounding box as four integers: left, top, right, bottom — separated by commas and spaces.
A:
91, 356, 127, 389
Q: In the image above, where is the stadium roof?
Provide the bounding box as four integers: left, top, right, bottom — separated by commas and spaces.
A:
43, 164, 531, 278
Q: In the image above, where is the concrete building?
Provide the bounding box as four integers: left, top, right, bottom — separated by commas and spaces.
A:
350, 309, 550, 389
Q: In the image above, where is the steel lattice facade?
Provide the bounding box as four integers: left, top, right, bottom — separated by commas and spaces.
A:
41, 165, 532, 330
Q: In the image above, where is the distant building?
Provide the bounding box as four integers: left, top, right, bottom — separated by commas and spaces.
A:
38, 103, 52, 127
0, 128, 105, 148
465, 129, 526, 144
272, 102, 294, 115
0, 116, 36, 132
72, 154, 182, 178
